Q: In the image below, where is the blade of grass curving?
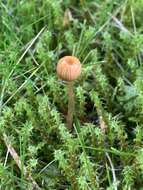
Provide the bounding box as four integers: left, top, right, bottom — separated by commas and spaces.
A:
8, 26, 46, 80
2, 64, 42, 109
78, 146, 136, 157
35, 159, 56, 179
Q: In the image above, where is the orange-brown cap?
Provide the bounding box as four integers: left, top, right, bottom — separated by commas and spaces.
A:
57, 56, 81, 81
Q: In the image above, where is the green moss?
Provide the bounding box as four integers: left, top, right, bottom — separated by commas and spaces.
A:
1, 0, 143, 189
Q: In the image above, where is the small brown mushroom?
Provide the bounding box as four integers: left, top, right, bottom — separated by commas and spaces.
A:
57, 56, 81, 129
57, 56, 81, 81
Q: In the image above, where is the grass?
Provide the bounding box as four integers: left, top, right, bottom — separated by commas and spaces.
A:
1, 0, 143, 189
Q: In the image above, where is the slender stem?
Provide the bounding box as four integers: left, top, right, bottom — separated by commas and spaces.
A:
67, 81, 74, 129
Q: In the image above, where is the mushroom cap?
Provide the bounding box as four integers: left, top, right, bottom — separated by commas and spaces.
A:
57, 56, 81, 81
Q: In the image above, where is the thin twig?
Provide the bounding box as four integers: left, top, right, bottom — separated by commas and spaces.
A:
106, 152, 118, 190
97, 113, 118, 190
3, 133, 40, 190
4, 149, 9, 167
108, 12, 132, 35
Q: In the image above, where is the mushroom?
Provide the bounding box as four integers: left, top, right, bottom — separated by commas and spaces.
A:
57, 56, 81, 129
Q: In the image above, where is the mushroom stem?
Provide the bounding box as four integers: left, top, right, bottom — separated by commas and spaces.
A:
67, 81, 75, 129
